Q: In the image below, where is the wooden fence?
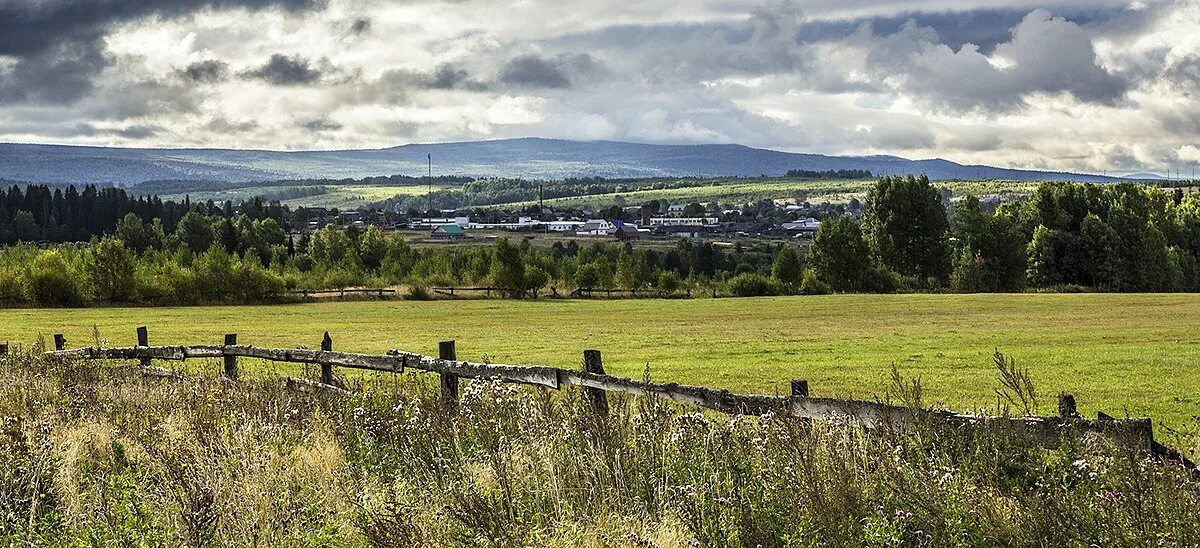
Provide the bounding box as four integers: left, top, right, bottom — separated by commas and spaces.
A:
9, 327, 1194, 467
278, 286, 707, 300
286, 288, 398, 299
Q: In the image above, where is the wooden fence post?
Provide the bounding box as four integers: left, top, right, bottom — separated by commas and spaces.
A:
1058, 392, 1080, 419
320, 332, 334, 385
223, 333, 238, 380
136, 326, 151, 368
53, 334, 66, 351
582, 349, 608, 416
439, 340, 459, 406
791, 379, 809, 398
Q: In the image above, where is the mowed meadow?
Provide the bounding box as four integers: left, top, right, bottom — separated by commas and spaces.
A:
3, 293, 1199, 425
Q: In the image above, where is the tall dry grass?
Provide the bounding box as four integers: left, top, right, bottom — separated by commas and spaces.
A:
1, 347, 1198, 546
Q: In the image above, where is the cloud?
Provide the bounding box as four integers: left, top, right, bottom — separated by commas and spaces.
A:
181, 59, 230, 83
349, 18, 372, 35
301, 118, 343, 131
497, 52, 608, 90
869, 9, 1128, 112
499, 54, 573, 88
242, 54, 324, 85
0, 40, 106, 103
1164, 55, 1200, 96
0, 0, 323, 104
0, 0, 1193, 174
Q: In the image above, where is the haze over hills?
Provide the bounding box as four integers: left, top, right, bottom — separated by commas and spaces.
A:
0, 138, 1124, 186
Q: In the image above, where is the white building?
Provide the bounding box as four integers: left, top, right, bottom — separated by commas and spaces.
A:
648, 217, 719, 227
411, 216, 470, 228
782, 218, 821, 232
547, 220, 585, 232
576, 219, 616, 236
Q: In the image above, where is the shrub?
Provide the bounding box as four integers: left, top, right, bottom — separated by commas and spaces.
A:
861, 265, 900, 293
405, 284, 431, 300
25, 250, 85, 305
0, 267, 24, 303
84, 237, 138, 302
800, 269, 832, 295
726, 272, 779, 297
656, 270, 683, 294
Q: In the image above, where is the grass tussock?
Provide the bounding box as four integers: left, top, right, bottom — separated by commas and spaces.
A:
1, 349, 1199, 546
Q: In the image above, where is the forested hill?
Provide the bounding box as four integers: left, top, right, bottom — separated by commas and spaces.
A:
0, 138, 1122, 185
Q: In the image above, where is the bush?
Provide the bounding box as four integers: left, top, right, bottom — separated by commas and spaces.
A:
726, 272, 779, 297
656, 270, 683, 294
25, 250, 85, 305
405, 284, 431, 300
800, 269, 832, 295
0, 267, 24, 303
862, 265, 900, 293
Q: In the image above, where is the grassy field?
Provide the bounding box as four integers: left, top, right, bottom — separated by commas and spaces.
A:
160, 183, 449, 208
498, 178, 1040, 208
3, 293, 1198, 426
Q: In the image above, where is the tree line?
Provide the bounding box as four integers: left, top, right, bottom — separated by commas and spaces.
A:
1, 176, 1199, 306
0, 184, 292, 245
801, 175, 1200, 294
0, 209, 787, 305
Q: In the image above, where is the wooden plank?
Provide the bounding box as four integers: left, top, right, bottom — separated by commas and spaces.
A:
320, 332, 334, 385
37, 343, 1157, 451
582, 350, 608, 416
136, 326, 151, 368
223, 334, 238, 380
439, 340, 458, 406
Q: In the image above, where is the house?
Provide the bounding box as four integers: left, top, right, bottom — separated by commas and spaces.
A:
576, 219, 615, 236
782, 218, 821, 233
412, 216, 470, 229
430, 224, 467, 240
547, 220, 585, 232
648, 217, 719, 227
652, 224, 706, 238
665, 203, 686, 216
612, 220, 644, 240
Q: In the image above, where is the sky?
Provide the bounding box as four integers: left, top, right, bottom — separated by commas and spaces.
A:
0, 0, 1197, 175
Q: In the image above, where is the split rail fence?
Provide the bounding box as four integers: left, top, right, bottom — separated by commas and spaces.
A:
6, 328, 1193, 467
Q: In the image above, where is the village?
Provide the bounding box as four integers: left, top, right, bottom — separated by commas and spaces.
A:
295, 197, 858, 244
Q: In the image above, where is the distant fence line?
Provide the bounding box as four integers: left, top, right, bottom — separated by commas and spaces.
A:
285, 286, 701, 300
285, 288, 397, 299
5, 328, 1193, 470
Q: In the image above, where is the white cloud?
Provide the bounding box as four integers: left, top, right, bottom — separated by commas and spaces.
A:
0, 0, 1196, 173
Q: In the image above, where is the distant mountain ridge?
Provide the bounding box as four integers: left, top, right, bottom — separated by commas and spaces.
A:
0, 137, 1122, 185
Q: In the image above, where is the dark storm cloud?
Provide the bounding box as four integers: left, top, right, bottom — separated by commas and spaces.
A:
428, 64, 473, 90
350, 18, 372, 35
806, 5, 1142, 53
181, 60, 230, 84
0, 40, 105, 103
301, 118, 342, 131
0, 0, 322, 104
359, 63, 488, 103
1164, 55, 1200, 96
243, 54, 323, 85
498, 53, 604, 89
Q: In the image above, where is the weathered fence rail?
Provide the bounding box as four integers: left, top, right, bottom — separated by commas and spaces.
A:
21, 327, 1191, 466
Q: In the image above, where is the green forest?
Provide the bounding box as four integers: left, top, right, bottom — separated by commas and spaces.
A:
0, 176, 1198, 306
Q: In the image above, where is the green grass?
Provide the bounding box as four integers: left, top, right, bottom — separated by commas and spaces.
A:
500, 178, 1040, 208
160, 183, 449, 208
3, 293, 1198, 425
